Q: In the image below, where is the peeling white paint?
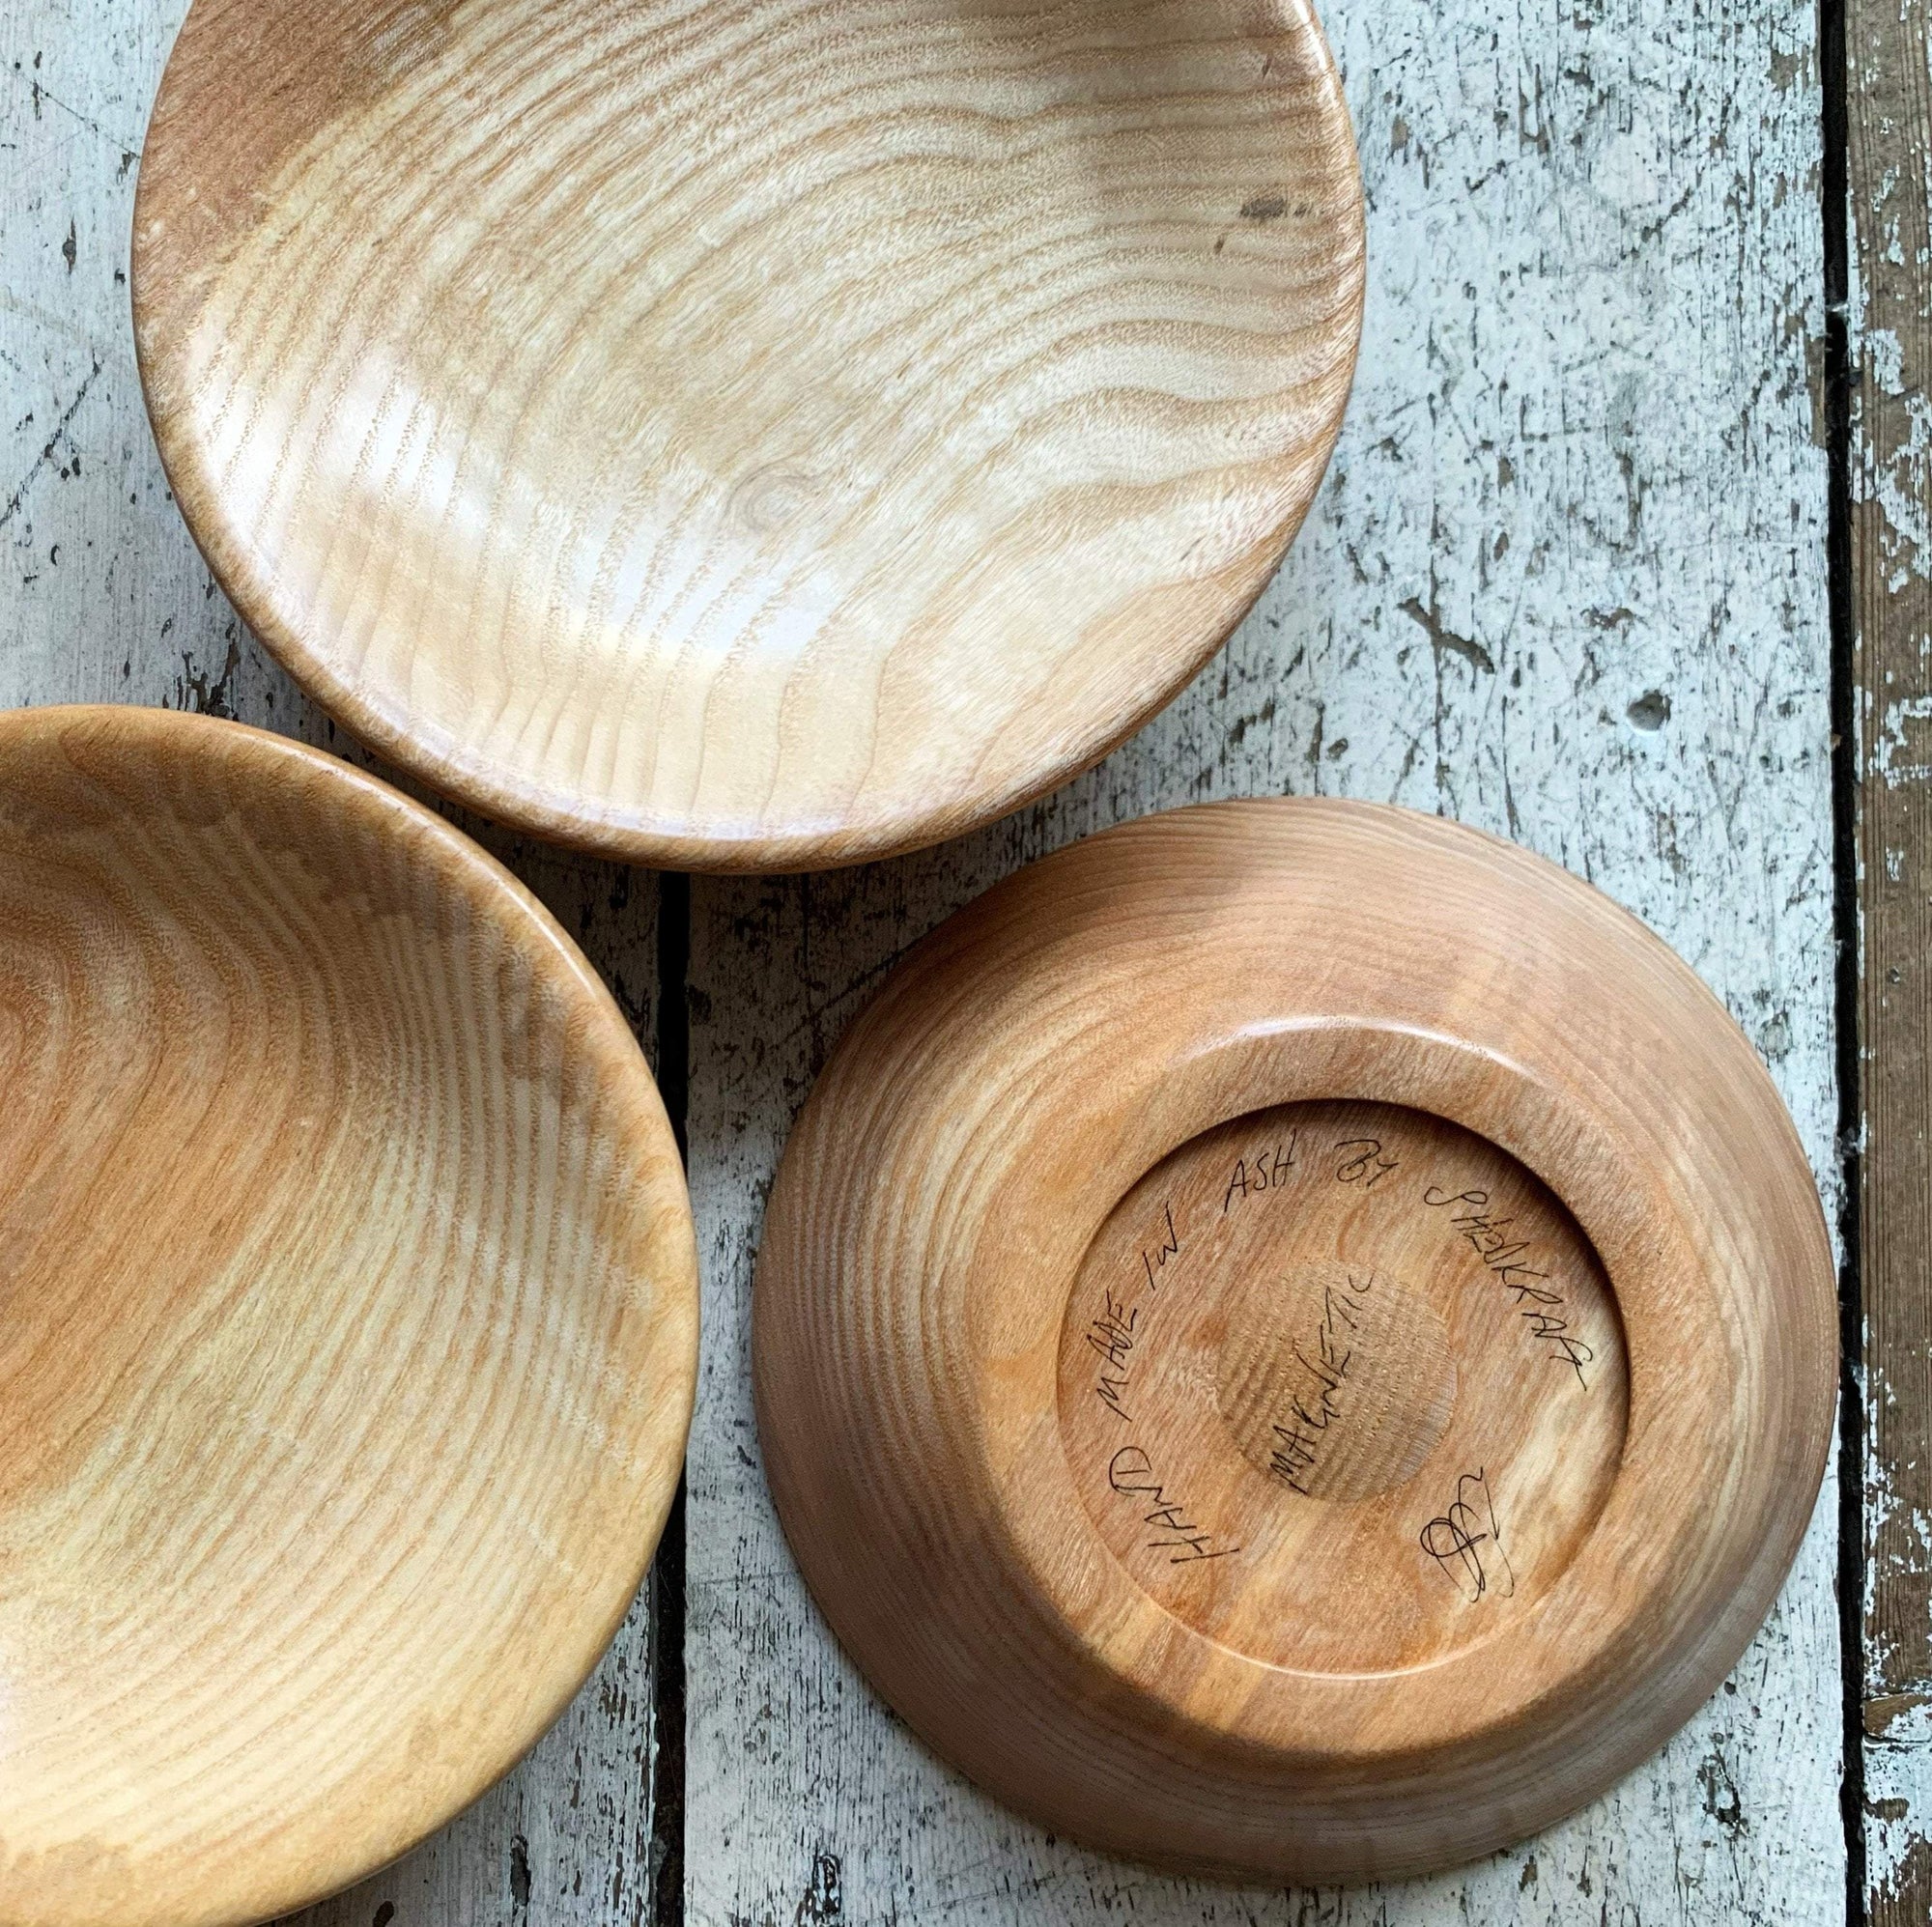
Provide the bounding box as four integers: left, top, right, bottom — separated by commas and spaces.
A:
682, 0, 1843, 1912
1868, 1695, 1932, 1909
1874, 692, 1932, 784
0, 0, 1846, 1919
0, 7, 674, 1916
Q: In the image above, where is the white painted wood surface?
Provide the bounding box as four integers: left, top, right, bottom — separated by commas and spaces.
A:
0, 12, 668, 1922
0, 0, 1842, 1923
1846, 0, 1932, 1898
682, 0, 1846, 1921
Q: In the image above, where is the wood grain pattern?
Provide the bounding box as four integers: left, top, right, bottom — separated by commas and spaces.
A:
752, 801, 1835, 1883
1847, 0, 1932, 1896
0, 706, 697, 1927
1062, 1104, 1623, 1608
680, 0, 1844, 1900
129, 0, 1363, 870
0, 5, 685, 1903
0, 0, 1851, 1913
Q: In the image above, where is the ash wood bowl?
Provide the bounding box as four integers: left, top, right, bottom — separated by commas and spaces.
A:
0, 708, 697, 1927
129, 0, 1363, 871
753, 799, 1836, 1883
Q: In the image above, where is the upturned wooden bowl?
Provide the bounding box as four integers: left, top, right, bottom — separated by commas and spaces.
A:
0, 708, 697, 1927
130, 0, 1363, 870
753, 799, 1836, 1883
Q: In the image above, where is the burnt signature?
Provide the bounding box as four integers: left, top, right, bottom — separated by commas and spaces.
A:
1223, 1132, 1298, 1211
1109, 1445, 1241, 1563
1141, 1201, 1179, 1292
1418, 1467, 1516, 1603
1335, 1136, 1400, 1190
1085, 1289, 1138, 1426
1423, 1185, 1594, 1388
1266, 1271, 1372, 1494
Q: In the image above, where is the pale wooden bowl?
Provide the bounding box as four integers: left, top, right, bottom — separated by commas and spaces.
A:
130, 0, 1363, 871
0, 708, 697, 1927
753, 799, 1836, 1883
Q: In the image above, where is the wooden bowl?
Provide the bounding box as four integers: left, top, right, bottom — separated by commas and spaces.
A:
0, 708, 697, 1927
753, 799, 1836, 1883
129, 0, 1363, 871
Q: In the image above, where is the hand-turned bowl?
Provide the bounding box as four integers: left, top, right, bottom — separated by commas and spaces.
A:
0, 707, 697, 1927
753, 799, 1836, 1883
130, 0, 1363, 870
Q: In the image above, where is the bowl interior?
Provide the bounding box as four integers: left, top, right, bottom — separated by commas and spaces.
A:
0, 712, 696, 1925
134, 0, 1363, 866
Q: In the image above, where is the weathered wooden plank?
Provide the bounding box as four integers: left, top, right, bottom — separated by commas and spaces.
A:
0, 6, 671, 1919
1846, 0, 1932, 1899
4, 0, 1849, 1913
684, 0, 1843, 1919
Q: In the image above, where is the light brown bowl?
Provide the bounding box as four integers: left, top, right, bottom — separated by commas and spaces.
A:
753, 798, 1836, 1884
130, 0, 1363, 870
0, 708, 696, 1927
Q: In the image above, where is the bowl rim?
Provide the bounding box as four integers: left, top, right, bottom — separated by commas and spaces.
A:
0, 703, 699, 1926
751, 795, 1836, 1881
128, 0, 1367, 872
